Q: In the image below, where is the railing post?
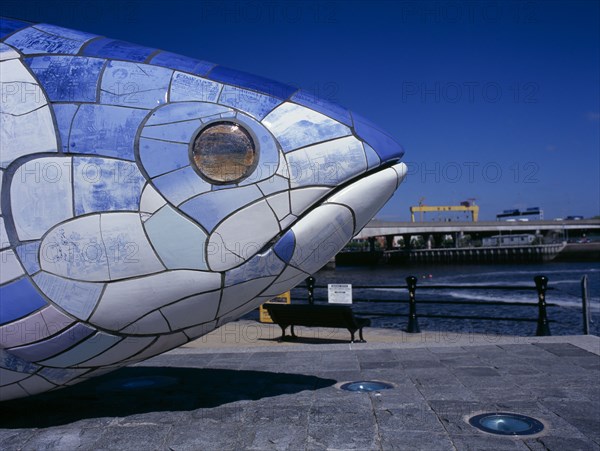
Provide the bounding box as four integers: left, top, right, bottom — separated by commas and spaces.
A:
406, 276, 420, 333
582, 275, 590, 335
306, 276, 315, 305
534, 275, 551, 336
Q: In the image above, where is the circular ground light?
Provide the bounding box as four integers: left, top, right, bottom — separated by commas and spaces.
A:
98, 376, 179, 392
469, 412, 545, 436
339, 381, 394, 392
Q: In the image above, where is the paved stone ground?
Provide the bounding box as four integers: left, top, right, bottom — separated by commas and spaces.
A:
0, 326, 598, 450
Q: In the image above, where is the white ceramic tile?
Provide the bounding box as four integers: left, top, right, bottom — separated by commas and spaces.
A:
0, 218, 9, 250
289, 187, 331, 216
0, 367, 29, 386
207, 200, 279, 271
33, 271, 104, 321
145, 101, 231, 126
363, 143, 381, 170
0, 249, 24, 284
285, 136, 367, 188
289, 204, 354, 275
0, 43, 20, 61
90, 270, 221, 330
124, 332, 187, 363
0, 309, 49, 348
100, 61, 173, 109
279, 214, 297, 230
224, 249, 285, 287
218, 276, 276, 316
265, 192, 290, 220
139, 183, 167, 214
144, 205, 208, 270
261, 265, 309, 297
40, 305, 75, 336
0, 382, 28, 401
140, 118, 202, 143
1, 105, 57, 168
78, 335, 154, 367
262, 102, 351, 152
100, 212, 165, 280
40, 214, 110, 281
161, 290, 221, 330
18, 374, 56, 396
0, 58, 37, 84
10, 157, 73, 240
326, 165, 400, 234
120, 310, 170, 335
169, 72, 223, 103
258, 174, 290, 196
39, 332, 122, 367
183, 321, 217, 341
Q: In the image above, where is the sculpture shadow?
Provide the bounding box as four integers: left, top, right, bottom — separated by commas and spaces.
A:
0, 367, 336, 428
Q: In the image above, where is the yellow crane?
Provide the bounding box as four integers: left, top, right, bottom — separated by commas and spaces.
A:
410, 199, 479, 222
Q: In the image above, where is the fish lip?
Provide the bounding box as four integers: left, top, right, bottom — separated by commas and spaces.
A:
258, 158, 403, 254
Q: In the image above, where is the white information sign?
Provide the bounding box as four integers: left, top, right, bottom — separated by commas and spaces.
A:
328, 284, 353, 304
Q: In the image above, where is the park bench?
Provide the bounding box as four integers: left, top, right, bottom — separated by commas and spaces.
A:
264, 304, 371, 343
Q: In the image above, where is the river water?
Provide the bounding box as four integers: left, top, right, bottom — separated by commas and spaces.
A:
286, 261, 600, 337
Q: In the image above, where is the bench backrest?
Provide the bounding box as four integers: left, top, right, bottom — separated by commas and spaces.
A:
264, 304, 361, 329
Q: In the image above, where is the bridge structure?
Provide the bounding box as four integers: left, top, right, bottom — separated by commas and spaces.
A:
355, 219, 600, 242
348, 219, 600, 264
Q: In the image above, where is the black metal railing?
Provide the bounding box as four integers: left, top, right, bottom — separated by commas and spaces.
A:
293, 275, 556, 336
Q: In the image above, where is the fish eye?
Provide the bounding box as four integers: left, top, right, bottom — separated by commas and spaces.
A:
191, 121, 256, 184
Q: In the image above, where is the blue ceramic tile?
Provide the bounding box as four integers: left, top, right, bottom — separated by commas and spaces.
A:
38, 367, 87, 384
145, 205, 208, 270
69, 104, 147, 160
224, 249, 285, 287
209, 66, 297, 100
274, 230, 295, 263
73, 157, 146, 215
15, 242, 41, 274
82, 38, 156, 62
262, 102, 351, 152
26, 56, 105, 102
5, 26, 93, 55
8, 322, 95, 362
149, 51, 216, 75
180, 184, 263, 231
170, 72, 222, 103
0, 349, 39, 374
291, 90, 352, 126
219, 86, 282, 120
352, 113, 404, 163
0, 278, 47, 326
152, 166, 211, 206
100, 61, 173, 109
33, 272, 104, 320
0, 17, 31, 39
33, 24, 98, 42
52, 104, 79, 152
138, 138, 190, 177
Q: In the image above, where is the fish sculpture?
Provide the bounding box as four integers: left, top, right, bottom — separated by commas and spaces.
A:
0, 17, 407, 401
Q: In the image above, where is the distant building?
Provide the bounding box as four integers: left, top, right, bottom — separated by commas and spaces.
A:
482, 234, 536, 247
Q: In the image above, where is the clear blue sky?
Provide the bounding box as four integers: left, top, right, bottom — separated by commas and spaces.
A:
4, 0, 599, 220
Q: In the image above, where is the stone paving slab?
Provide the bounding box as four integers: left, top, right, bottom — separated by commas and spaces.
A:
0, 328, 598, 450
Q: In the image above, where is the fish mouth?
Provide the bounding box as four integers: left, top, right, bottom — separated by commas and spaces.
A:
270, 161, 408, 275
